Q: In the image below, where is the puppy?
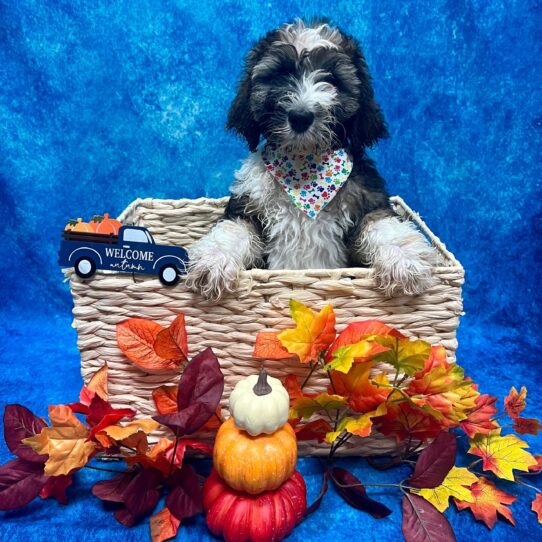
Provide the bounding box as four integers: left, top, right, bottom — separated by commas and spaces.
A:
186, 19, 436, 300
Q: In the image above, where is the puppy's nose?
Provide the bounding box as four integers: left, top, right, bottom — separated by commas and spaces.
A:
288, 109, 315, 133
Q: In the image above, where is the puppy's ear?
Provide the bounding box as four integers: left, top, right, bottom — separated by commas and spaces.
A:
227, 32, 275, 152
344, 37, 388, 153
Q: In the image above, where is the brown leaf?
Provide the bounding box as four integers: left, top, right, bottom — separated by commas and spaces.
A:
150, 507, 181, 542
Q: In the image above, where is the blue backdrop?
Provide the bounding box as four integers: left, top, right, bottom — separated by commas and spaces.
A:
1, 1, 541, 541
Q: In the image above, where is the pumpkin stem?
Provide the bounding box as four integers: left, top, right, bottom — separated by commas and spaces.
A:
253, 370, 272, 396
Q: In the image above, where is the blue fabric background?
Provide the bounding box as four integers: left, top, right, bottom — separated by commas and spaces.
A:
1, 1, 541, 540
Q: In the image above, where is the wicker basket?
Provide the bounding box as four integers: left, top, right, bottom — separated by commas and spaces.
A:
68, 195, 464, 456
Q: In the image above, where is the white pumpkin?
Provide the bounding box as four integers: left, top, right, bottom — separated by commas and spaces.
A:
229, 370, 290, 436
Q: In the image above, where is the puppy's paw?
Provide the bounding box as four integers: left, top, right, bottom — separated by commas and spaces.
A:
185, 249, 241, 301
373, 244, 437, 297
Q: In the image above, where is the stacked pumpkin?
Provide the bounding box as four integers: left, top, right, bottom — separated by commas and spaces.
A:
204, 371, 307, 542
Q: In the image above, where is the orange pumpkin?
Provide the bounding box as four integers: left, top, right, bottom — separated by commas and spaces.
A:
71, 218, 93, 232
213, 418, 297, 494
64, 219, 79, 231
91, 213, 122, 234
203, 468, 306, 542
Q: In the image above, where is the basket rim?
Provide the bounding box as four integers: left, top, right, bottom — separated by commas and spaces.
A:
117, 195, 463, 271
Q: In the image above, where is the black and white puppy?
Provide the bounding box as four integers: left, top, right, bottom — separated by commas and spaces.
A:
186, 20, 436, 300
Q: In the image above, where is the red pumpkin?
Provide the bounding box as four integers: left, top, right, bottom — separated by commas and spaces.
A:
203, 469, 306, 542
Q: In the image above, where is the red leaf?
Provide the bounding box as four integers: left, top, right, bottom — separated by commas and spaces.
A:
253, 331, 296, 360
326, 320, 404, 361
0, 458, 47, 510
154, 314, 188, 362
92, 471, 137, 503
513, 417, 542, 435
532, 494, 542, 524
408, 432, 456, 489
152, 386, 178, 415
3, 405, 48, 463
294, 419, 333, 443
402, 493, 456, 542
123, 467, 164, 517
115, 508, 136, 527
166, 439, 214, 469
504, 386, 527, 420
331, 467, 392, 518
166, 465, 202, 521
40, 475, 73, 505
460, 394, 499, 437
154, 348, 224, 436
117, 318, 180, 373
529, 454, 542, 473
85, 395, 135, 440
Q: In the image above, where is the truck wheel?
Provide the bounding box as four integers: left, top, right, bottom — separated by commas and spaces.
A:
75, 257, 96, 279
159, 264, 179, 286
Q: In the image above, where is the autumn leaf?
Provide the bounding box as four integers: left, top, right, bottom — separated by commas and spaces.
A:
292, 418, 333, 443
3, 404, 48, 463
39, 475, 73, 505
153, 314, 188, 362
330, 363, 391, 413
152, 385, 178, 415
87, 363, 108, 400
372, 337, 432, 376
468, 430, 538, 481
0, 458, 47, 511
454, 478, 516, 529
277, 300, 336, 363
253, 331, 296, 360
460, 394, 499, 437
150, 507, 181, 542
283, 375, 307, 405
326, 320, 404, 360
324, 340, 389, 373
504, 386, 527, 419
99, 418, 160, 441
326, 402, 387, 443
402, 493, 455, 542
407, 361, 479, 427
413, 467, 478, 512
117, 318, 180, 372
290, 392, 346, 421
532, 494, 542, 524
375, 395, 442, 443
513, 417, 542, 435
529, 454, 542, 473
124, 437, 173, 476
22, 405, 96, 476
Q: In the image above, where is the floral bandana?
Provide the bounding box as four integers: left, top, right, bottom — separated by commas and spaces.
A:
261, 144, 353, 218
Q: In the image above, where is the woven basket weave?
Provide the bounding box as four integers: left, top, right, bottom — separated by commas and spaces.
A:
68, 196, 464, 456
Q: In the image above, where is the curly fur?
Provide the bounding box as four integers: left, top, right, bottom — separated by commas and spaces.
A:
187, 19, 437, 299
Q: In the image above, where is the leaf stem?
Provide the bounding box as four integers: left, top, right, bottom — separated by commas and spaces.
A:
168, 436, 179, 478
301, 361, 318, 390
513, 478, 542, 493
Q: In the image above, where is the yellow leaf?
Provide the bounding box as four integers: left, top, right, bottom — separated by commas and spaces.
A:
325, 402, 387, 443
290, 393, 346, 420
373, 337, 431, 375
101, 418, 159, 441
325, 340, 385, 373
414, 467, 479, 512
22, 405, 95, 476
468, 430, 538, 481
278, 300, 336, 363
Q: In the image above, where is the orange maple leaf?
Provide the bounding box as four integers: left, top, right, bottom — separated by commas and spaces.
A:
454, 478, 516, 529
330, 363, 391, 413
532, 494, 542, 524
277, 300, 336, 363
253, 331, 296, 360
529, 454, 542, 473
375, 395, 442, 443
117, 319, 181, 372
504, 386, 527, 420
153, 314, 188, 362
87, 363, 108, 400
460, 394, 499, 437
325, 320, 404, 361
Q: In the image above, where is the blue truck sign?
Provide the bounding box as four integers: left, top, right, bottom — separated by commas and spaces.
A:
59, 226, 189, 286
